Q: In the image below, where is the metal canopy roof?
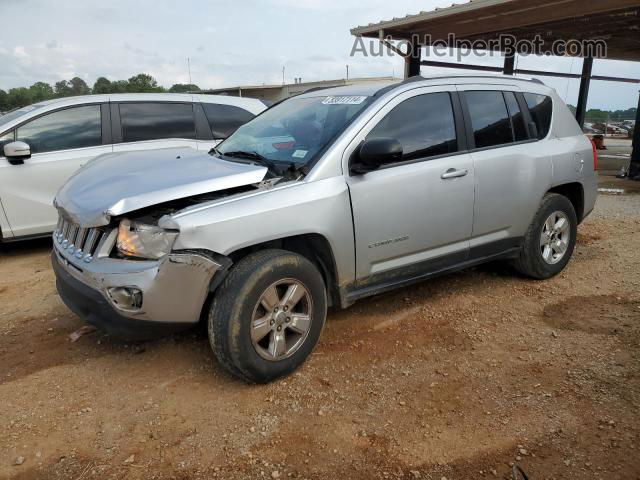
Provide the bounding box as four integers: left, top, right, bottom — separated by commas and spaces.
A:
351, 0, 640, 61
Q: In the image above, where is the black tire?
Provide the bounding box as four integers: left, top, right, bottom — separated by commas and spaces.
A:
511, 193, 578, 280
208, 249, 327, 383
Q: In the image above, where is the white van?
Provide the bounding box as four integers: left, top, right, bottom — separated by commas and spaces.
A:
0, 93, 266, 241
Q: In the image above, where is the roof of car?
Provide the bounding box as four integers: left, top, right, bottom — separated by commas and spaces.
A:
25, 92, 264, 110
296, 74, 551, 99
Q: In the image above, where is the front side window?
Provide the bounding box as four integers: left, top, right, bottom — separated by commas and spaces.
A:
203, 103, 255, 139
524, 93, 553, 139
0, 131, 15, 157
217, 95, 370, 170
465, 91, 513, 149
365, 92, 458, 162
119, 103, 196, 143
16, 105, 102, 154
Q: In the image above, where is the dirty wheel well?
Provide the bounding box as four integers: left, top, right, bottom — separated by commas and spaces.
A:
548, 183, 585, 223
227, 234, 341, 307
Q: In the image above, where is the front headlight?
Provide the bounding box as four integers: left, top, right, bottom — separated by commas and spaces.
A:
116, 219, 178, 260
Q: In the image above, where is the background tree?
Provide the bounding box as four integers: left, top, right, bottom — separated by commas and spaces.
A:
92, 77, 112, 94
69, 77, 91, 96
0, 89, 8, 111
126, 73, 164, 93
29, 82, 54, 103
54, 80, 73, 97
110, 80, 130, 93
7, 88, 33, 109
169, 83, 200, 93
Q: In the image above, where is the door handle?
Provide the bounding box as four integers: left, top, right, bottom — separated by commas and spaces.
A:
441, 168, 468, 180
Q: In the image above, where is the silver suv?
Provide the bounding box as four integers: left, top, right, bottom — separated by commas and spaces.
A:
52, 75, 598, 382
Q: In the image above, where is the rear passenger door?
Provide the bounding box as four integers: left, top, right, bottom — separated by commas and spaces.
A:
112, 102, 198, 153
198, 103, 256, 151
457, 86, 552, 256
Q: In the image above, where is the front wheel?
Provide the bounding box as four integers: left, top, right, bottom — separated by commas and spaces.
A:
512, 193, 578, 279
208, 249, 327, 383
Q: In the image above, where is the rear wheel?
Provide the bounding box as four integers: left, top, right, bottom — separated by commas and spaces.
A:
512, 193, 577, 279
208, 249, 327, 383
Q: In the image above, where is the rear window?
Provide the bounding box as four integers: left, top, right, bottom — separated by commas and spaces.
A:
119, 103, 196, 143
203, 103, 255, 139
523, 93, 553, 139
465, 91, 513, 149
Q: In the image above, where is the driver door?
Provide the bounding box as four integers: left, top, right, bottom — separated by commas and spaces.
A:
345, 88, 475, 286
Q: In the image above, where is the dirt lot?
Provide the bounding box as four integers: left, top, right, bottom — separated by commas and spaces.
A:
1, 187, 639, 480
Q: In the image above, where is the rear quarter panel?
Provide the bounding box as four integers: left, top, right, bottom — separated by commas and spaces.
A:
549, 91, 598, 217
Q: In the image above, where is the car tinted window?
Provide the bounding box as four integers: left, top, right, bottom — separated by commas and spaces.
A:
119, 103, 196, 142
203, 103, 255, 139
0, 131, 15, 157
366, 92, 458, 162
504, 92, 528, 142
217, 95, 370, 168
16, 105, 102, 154
523, 93, 553, 139
465, 91, 513, 149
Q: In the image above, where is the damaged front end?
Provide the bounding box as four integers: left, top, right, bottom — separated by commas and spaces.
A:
51, 148, 279, 340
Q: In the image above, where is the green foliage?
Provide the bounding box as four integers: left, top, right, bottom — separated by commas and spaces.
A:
566, 104, 637, 123
54, 80, 73, 97
92, 77, 112, 94
0, 74, 201, 111
169, 83, 200, 93
70, 77, 91, 96
110, 80, 130, 94
0, 89, 9, 111
29, 82, 54, 103
126, 74, 165, 93
7, 87, 32, 110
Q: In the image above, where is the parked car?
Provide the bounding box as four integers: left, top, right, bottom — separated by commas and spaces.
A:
0, 93, 266, 241
51, 75, 598, 382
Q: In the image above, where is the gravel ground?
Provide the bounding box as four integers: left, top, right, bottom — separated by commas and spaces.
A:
1, 187, 639, 480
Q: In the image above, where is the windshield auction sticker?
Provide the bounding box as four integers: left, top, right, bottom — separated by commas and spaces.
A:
322, 96, 368, 105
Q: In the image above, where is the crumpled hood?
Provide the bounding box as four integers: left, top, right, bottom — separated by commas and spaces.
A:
55, 148, 267, 227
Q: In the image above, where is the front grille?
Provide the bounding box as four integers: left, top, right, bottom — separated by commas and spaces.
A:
54, 217, 108, 263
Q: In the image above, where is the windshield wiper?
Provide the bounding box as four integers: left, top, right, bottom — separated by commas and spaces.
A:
221, 150, 279, 173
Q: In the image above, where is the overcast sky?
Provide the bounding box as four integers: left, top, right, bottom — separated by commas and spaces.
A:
1, 0, 639, 111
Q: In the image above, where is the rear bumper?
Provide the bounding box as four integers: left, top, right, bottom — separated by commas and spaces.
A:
52, 247, 223, 341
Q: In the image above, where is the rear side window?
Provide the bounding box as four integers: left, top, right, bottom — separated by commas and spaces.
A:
119, 103, 196, 143
465, 91, 513, 149
504, 92, 528, 142
203, 103, 255, 139
366, 92, 458, 162
523, 93, 552, 139
16, 105, 102, 154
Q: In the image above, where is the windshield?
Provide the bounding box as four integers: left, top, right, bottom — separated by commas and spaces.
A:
216, 95, 370, 172
0, 103, 48, 130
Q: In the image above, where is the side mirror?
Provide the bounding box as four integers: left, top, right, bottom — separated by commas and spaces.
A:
351, 137, 403, 174
527, 121, 539, 140
4, 141, 31, 165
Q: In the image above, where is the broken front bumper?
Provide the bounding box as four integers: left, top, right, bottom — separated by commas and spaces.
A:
52, 245, 223, 341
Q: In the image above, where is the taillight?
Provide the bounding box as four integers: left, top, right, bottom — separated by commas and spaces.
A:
591, 139, 598, 171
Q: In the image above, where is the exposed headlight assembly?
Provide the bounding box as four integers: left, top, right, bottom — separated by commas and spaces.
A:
117, 219, 178, 260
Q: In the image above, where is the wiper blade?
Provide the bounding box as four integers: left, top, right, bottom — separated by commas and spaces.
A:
221, 150, 278, 171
